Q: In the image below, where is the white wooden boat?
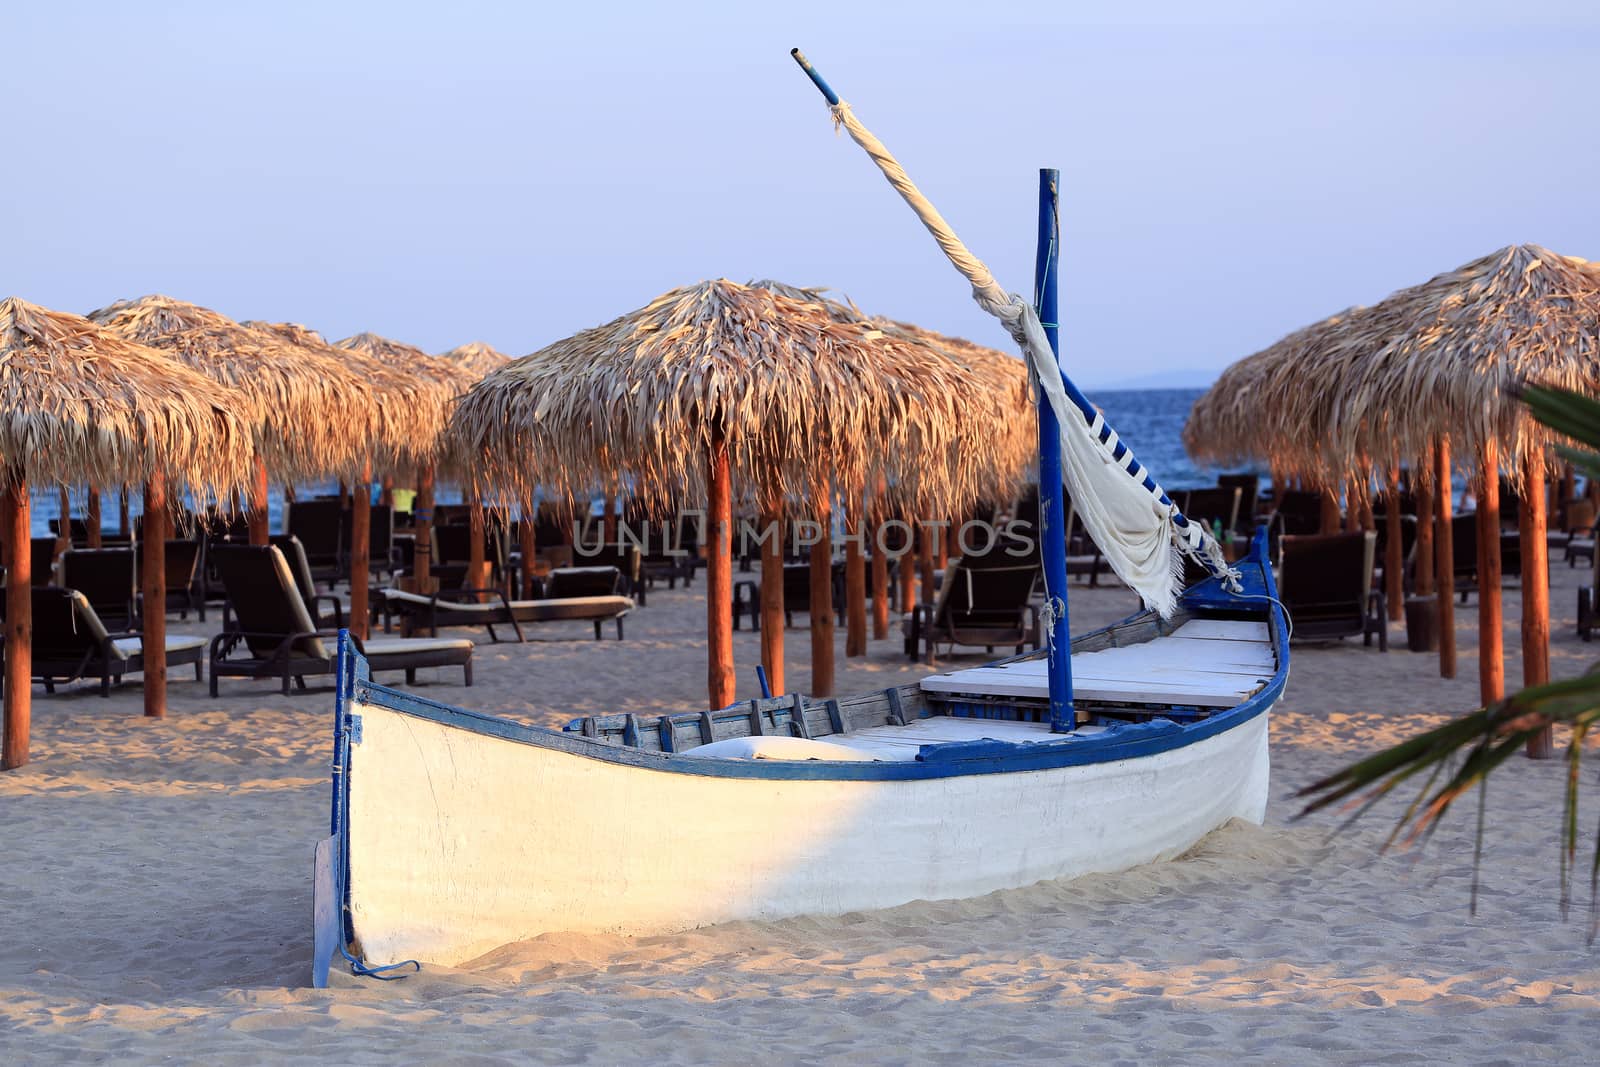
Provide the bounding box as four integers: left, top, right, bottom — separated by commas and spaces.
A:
312, 533, 1286, 984
310, 53, 1292, 985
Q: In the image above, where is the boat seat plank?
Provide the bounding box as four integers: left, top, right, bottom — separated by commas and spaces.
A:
1168, 619, 1269, 642
920, 618, 1274, 708
921, 668, 1249, 707
1000, 658, 1271, 683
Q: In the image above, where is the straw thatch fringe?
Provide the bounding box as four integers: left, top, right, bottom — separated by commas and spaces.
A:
748, 280, 1033, 507
89, 295, 382, 481
1184, 245, 1600, 491
448, 279, 1030, 516
441, 341, 513, 379
246, 321, 448, 469
0, 297, 251, 497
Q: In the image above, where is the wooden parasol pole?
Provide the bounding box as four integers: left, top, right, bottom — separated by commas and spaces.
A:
414, 463, 435, 595
247, 453, 271, 546
1414, 463, 1434, 597
1520, 457, 1553, 758
918, 519, 936, 609
870, 499, 890, 640
759, 489, 785, 696
810, 483, 836, 697
56, 487, 71, 553
350, 459, 372, 640
707, 434, 736, 709
519, 495, 537, 599
142, 472, 168, 718
86, 486, 103, 548
467, 492, 487, 595
844, 488, 867, 657
118, 487, 130, 539
1559, 463, 1575, 529
1384, 467, 1403, 622
2, 474, 32, 769
899, 510, 918, 614
1434, 440, 1456, 679
1476, 440, 1504, 707
1320, 484, 1341, 535
379, 475, 394, 509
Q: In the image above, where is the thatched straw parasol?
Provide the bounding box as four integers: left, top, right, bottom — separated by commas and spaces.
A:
335, 332, 481, 628
89, 295, 383, 544
450, 278, 1018, 707
441, 341, 512, 379
747, 280, 1033, 663
1184, 244, 1600, 747
2, 297, 252, 766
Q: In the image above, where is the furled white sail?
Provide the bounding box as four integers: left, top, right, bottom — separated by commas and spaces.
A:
822, 100, 1234, 616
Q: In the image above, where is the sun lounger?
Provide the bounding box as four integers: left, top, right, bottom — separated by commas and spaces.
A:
269, 535, 345, 629
30, 538, 60, 586
905, 535, 1041, 663
208, 544, 472, 694
1279, 531, 1386, 650
287, 498, 345, 587
1216, 474, 1261, 534
1272, 489, 1327, 536
377, 566, 635, 642
568, 543, 644, 602
1, 586, 205, 697
60, 547, 139, 630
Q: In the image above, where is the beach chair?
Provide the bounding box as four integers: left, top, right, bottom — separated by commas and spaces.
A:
208, 544, 473, 694
1216, 473, 1261, 533
1450, 513, 1478, 601
368, 504, 397, 581
287, 498, 345, 587
1272, 490, 1326, 536
568, 543, 644, 603
432, 522, 508, 592
905, 536, 1041, 663
2, 586, 205, 697
30, 538, 60, 586
1373, 514, 1418, 593
1563, 498, 1596, 567
161, 538, 203, 620
60, 547, 139, 630
376, 565, 635, 642
1062, 503, 1111, 585
732, 558, 848, 631
619, 500, 700, 590
1451, 512, 1523, 598
268, 535, 345, 629
47, 517, 97, 548
1278, 531, 1387, 650
1180, 487, 1242, 541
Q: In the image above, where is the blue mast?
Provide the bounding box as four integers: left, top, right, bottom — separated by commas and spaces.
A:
1034, 170, 1074, 732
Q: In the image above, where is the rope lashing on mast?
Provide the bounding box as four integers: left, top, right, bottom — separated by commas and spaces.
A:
822, 99, 1240, 617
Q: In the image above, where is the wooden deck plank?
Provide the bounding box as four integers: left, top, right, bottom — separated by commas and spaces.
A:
920, 669, 1250, 707
1170, 619, 1270, 642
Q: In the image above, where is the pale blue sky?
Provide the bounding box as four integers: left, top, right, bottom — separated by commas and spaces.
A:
8, 2, 1597, 387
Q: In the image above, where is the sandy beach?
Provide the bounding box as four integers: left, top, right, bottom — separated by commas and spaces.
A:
4, 560, 1599, 1065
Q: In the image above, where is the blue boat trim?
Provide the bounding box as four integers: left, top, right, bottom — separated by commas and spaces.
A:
333, 529, 1285, 785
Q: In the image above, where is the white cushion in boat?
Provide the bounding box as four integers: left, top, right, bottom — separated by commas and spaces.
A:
681, 736, 880, 762
110, 636, 207, 658
363, 637, 474, 655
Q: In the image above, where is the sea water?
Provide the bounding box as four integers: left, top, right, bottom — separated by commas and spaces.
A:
27, 388, 1249, 537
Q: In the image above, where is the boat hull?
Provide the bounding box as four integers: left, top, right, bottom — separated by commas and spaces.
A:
345, 699, 1270, 967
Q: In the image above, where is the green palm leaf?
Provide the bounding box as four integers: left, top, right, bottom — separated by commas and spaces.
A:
1297, 385, 1600, 933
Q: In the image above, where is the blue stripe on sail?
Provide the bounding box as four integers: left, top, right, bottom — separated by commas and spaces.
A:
1058, 366, 1202, 540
